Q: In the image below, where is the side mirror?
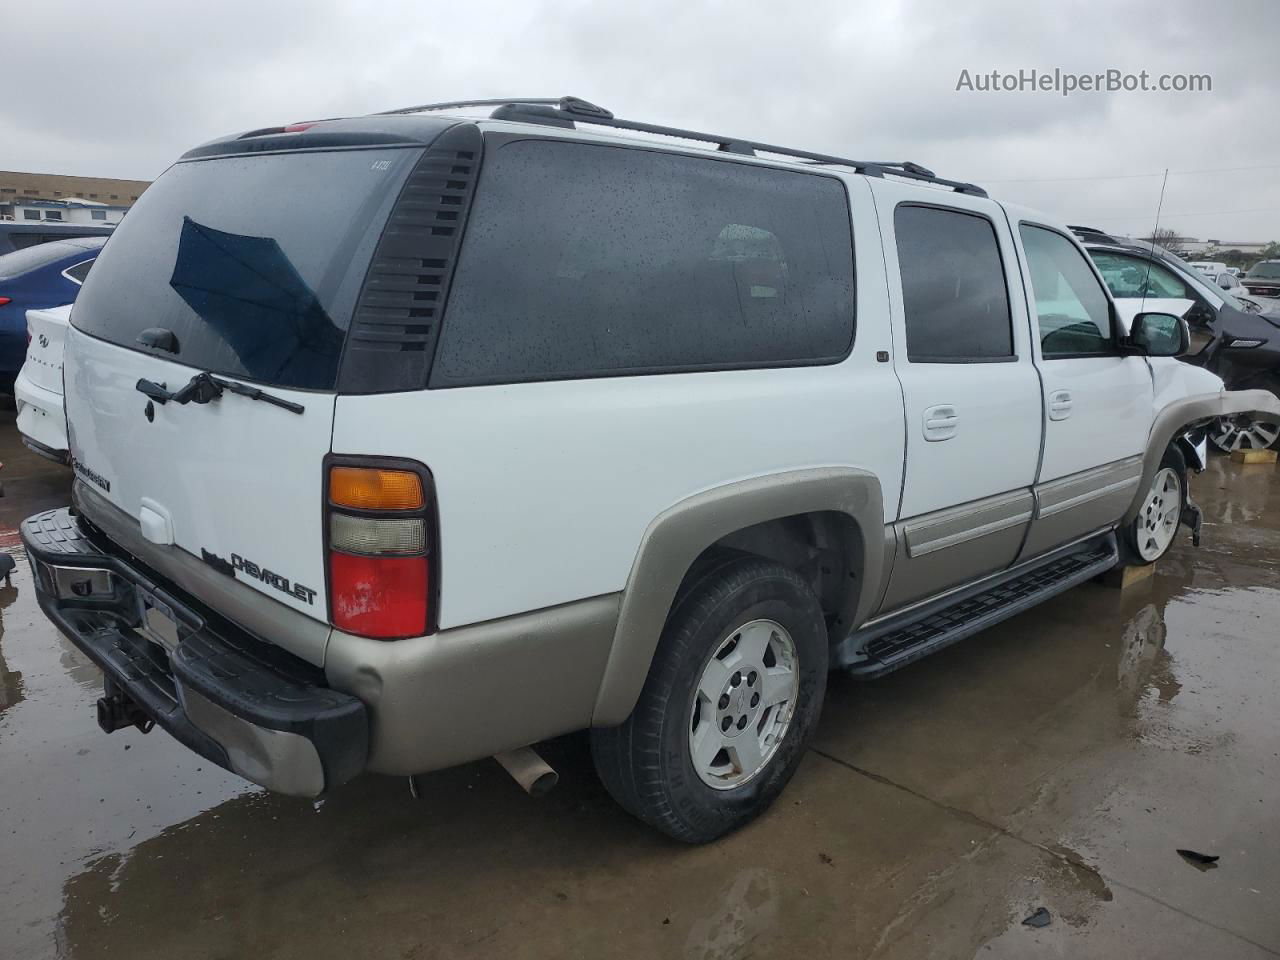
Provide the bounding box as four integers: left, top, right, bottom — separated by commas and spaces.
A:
1131, 312, 1190, 357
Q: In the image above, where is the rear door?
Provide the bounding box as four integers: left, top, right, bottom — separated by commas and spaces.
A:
63, 145, 420, 631
873, 185, 1043, 613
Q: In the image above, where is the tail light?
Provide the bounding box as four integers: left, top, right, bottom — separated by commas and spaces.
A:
0, 297, 11, 307
325, 459, 437, 639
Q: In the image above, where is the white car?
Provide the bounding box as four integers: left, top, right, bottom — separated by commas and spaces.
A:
14, 304, 71, 462
20, 96, 1280, 843
1188, 259, 1229, 276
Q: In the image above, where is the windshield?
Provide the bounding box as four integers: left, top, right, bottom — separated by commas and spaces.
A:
1247, 261, 1280, 279
70, 148, 419, 390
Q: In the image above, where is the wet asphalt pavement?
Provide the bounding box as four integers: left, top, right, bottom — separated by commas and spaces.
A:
1, 411, 1278, 959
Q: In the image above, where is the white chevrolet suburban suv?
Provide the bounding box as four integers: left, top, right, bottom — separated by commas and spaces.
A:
22, 97, 1280, 843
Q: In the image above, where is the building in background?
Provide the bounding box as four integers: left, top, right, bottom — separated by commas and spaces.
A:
0, 170, 150, 206
1, 197, 129, 225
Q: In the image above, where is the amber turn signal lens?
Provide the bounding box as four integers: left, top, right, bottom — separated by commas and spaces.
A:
329, 466, 424, 511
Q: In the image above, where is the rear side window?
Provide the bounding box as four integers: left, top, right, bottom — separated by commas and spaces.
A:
63, 258, 94, 284
432, 140, 855, 386
894, 205, 1013, 362
71, 148, 419, 390
1019, 225, 1115, 358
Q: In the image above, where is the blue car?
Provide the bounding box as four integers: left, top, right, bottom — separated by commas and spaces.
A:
0, 236, 106, 390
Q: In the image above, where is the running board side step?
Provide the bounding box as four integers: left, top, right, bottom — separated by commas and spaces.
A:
839, 533, 1120, 679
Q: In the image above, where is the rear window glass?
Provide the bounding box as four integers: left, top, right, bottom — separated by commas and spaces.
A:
432, 140, 855, 386
71, 148, 419, 390
0, 240, 81, 278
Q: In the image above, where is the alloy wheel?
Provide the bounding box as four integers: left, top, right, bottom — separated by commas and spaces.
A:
1210, 415, 1280, 452
1136, 467, 1181, 562
688, 619, 799, 790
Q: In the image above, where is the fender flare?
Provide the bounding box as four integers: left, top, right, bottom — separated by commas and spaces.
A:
590, 467, 884, 726
1124, 388, 1280, 524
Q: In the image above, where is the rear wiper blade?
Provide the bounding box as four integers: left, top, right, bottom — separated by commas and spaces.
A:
135, 372, 305, 415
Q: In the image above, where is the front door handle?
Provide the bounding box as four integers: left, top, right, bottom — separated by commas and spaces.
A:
1048, 390, 1074, 421
923, 404, 958, 441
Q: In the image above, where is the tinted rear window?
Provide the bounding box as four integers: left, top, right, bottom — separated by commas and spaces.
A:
432, 140, 855, 386
71, 148, 419, 390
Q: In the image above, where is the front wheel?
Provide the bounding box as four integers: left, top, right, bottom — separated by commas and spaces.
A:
1124, 448, 1186, 565
591, 556, 828, 843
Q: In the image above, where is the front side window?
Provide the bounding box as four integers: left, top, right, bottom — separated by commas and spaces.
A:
433, 140, 855, 385
894, 205, 1013, 362
1020, 225, 1115, 358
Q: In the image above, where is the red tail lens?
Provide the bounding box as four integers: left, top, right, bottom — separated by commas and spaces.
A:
0, 297, 11, 307
325, 459, 436, 640
329, 552, 428, 638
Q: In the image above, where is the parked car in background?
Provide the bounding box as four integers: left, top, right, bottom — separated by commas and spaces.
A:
1242, 259, 1280, 299
0, 220, 114, 255
0, 236, 104, 391
15, 305, 72, 462
1209, 269, 1248, 297
1188, 259, 1229, 278
1078, 230, 1280, 451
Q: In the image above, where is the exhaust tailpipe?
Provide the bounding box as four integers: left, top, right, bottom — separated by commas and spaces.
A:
494, 747, 558, 797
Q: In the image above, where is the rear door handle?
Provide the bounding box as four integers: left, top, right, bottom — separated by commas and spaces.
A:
1048, 390, 1074, 421
922, 404, 958, 441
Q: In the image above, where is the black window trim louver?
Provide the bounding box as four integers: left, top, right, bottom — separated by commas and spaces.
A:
336, 122, 484, 394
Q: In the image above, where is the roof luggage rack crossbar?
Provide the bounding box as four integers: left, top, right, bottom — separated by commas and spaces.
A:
408, 96, 987, 196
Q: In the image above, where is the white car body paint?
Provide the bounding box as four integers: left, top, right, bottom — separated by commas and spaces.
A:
15, 305, 73, 456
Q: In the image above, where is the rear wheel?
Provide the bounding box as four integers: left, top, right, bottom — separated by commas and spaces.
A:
1209, 415, 1280, 452
591, 556, 827, 843
1124, 447, 1186, 565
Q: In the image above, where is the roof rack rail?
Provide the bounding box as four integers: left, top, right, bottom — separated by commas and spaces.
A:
444, 96, 987, 197
374, 97, 566, 117
1068, 224, 1126, 244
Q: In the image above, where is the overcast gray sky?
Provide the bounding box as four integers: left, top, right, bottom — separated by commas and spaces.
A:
7, 0, 1277, 242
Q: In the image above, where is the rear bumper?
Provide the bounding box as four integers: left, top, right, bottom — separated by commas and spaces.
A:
14, 368, 68, 461
21, 508, 368, 797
